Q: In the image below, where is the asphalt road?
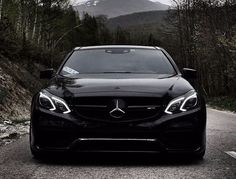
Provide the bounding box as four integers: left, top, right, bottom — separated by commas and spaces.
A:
0, 108, 235, 179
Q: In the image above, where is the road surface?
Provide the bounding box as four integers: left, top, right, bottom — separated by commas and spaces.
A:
0, 108, 235, 179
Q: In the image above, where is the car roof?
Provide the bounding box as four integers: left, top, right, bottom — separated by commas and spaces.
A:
74, 45, 161, 50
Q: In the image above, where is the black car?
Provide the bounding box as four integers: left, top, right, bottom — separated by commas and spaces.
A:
30, 45, 206, 158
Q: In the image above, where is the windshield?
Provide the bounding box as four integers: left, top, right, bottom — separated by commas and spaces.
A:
60, 48, 176, 76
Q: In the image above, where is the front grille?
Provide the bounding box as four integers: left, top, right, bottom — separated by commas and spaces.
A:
72, 97, 163, 122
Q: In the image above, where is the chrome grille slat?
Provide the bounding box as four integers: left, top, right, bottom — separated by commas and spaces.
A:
78, 138, 156, 142
128, 105, 160, 109
75, 105, 107, 108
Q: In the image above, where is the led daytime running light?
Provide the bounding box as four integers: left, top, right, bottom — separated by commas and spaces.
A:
164, 97, 185, 114
51, 96, 71, 114
39, 92, 71, 114
180, 92, 197, 112
39, 92, 56, 111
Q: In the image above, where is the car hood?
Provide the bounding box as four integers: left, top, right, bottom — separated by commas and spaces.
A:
45, 74, 194, 99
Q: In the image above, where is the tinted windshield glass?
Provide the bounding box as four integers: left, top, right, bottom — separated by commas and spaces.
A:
60, 48, 176, 76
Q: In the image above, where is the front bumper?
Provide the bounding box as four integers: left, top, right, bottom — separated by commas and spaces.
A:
31, 107, 206, 154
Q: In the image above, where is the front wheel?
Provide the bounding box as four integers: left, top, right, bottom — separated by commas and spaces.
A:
30, 145, 45, 159
30, 124, 45, 159
194, 148, 205, 159
194, 131, 206, 159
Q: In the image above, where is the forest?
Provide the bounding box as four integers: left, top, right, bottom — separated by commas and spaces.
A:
0, 0, 235, 107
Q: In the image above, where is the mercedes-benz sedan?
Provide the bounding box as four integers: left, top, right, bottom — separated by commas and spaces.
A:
30, 45, 206, 158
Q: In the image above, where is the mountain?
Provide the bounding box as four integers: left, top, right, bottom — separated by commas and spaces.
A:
107, 10, 168, 30
106, 10, 170, 39
74, 0, 169, 18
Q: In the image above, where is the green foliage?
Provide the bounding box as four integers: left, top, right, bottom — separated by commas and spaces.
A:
208, 96, 236, 112
76, 13, 99, 46
0, 86, 8, 105
0, 18, 20, 59
107, 10, 167, 30
159, 0, 236, 97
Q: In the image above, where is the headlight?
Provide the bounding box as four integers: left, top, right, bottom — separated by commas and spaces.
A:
39, 92, 71, 114
165, 91, 198, 114
180, 92, 197, 112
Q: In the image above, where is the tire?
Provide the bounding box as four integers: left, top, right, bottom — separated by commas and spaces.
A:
30, 124, 45, 159
194, 148, 205, 159
30, 146, 44, 159
194, 132, 206, 160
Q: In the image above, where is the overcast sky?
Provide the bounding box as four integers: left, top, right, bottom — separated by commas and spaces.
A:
71, 0, 172, 6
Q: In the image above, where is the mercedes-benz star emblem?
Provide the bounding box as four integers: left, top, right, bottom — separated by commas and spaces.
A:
109, 100, 126, 119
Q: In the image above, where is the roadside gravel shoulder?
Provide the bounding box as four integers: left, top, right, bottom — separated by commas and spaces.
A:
0, 120, 29, 146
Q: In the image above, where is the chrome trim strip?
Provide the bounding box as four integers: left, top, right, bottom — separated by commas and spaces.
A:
78, 138, 156, 142
128, 105, 160, 109
75, 105, 107, 108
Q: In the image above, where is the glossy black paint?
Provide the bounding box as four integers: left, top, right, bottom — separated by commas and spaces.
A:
46, 75, 193, 98
30, 46, 206, 158
40, 68, 54, 79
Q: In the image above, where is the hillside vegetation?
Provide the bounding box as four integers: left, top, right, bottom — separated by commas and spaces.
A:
0, 60, 43, 121
107, 10, 167, 30
0, 0, 236, 119
0, 18, 45, 121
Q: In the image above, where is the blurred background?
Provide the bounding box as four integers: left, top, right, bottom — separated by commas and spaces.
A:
0, 0, 235, 122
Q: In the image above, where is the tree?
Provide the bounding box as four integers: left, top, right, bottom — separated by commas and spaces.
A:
165, 0, 236, 96
0, 0, 3, 20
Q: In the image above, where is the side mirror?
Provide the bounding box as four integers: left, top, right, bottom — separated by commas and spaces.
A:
40, 69, 55, 79
182, 68, 197, 80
